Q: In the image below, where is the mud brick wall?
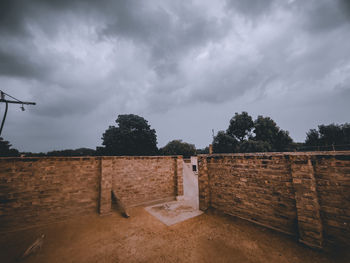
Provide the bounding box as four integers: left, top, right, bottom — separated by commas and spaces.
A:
1, 156, 183, 232
198, 152, 350, 249
101, 156, 182, 209
0, 157, 100, 232
313, 155, 350, 246
198, 154, 297, 235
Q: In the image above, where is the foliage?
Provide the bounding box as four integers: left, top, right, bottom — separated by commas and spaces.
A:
253, 116, 293, 152
159, 140, 196, 158
46, 148, 96, 157
318, 124, 346, 145
253, 116, 279, 144
196, 146, 209, 154
239, 140, 271, 153
0, 137, 19, 157
273, 130, 294, 152
305, 129, 320, 147
212, 131, 238, 153
227, 112, 254, 141
305, 123, 350, 150
21, 152, 46, 157
212, 112, 294, 153
100, 114, 158, 156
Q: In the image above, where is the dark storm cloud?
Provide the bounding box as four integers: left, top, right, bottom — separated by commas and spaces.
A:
225, 0, 350, 33
0, 0, 32, 36
0, 48, 44, 78
100, 1, 230, 79
294, 0, 350, 34
225, 0, 277, 18
0, 0, 349, 151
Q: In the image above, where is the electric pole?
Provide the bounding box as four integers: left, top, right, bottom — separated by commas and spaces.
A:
0, 90, 36, 136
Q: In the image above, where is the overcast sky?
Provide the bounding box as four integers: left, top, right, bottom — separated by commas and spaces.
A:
1, 0, 350, 152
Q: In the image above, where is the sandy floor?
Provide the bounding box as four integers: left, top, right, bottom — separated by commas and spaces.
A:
1, 207, 349, 263
144, 162, 202, 226
145, 200, 203, 226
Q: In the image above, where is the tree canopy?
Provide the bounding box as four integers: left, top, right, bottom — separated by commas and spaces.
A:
254, 116, 293, 152
196, 146, 209, 154
305, 123, 350, 150
46, 148, 96, 157
0, 137, 19, 157
212, 112, 294, 153
100, 114, 158, 156
212, 131, 239, 153
227, 111, 254, 141
159, 140, 196, 158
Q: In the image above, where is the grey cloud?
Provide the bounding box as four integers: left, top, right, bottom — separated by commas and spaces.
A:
0, 0, 30, 36
100, 1, 230, 76
288, 0, 350, 35
340, 0, 350, 16
225, 0, 277, 18
0, 48, 44, 78
0, 0, 103, 42
0, 0, 349, 152
31, 88, 94, 118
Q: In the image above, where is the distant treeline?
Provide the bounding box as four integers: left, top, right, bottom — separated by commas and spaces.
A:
1, 113, 349, 157
211, 112, 350, 154
22, 148, 97, 157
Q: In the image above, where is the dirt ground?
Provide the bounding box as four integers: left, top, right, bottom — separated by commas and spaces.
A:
0, 207, 349, 263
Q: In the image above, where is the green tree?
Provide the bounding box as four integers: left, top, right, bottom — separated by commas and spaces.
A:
343, 123, 350, 144
212, 131, 238, 153
305, 123, 350, 150
274, 130, 294, 152
305, 129, 320, 147
227, 112, 254, 141
159, 140, 196, 158
0, 137, 19, 157
239, 140, 271, 153
100, 114, 158, 156
253, 116, 293, 151
211, 113, 294, 153
253, 116, 279, 144
196, 146, 209, 154
46, 148, 96, 157
318, 124, 343, 146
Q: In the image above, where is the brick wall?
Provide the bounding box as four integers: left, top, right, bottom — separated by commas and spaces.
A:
198, 152, 350, 249
99, 156, 183, 214
0, 157, 100, 232
0, 156, 183, 232
313, 155, 350, 246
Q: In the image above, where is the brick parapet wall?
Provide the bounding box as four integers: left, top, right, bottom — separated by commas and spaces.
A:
198, 157, 210, 211
0, 156, 183, 232
99, 158, 112, 215
290, 155, 323, 248
198, 152, 350, 249
0, 157, 100, 231
313, 154, 350, 246
108, 156, 181, 209
175, 156, 184, 196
